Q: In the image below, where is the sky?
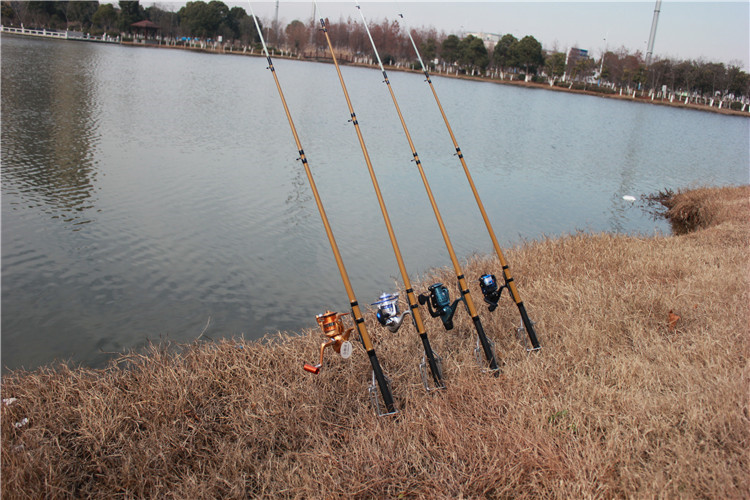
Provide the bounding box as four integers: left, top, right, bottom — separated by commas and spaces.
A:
149, 1, 750, 68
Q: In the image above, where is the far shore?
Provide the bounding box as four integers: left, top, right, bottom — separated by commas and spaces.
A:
5, 27, 746, 117
119, 38, 750, 118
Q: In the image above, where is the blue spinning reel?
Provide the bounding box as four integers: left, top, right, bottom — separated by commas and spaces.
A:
418, 283, 461, 331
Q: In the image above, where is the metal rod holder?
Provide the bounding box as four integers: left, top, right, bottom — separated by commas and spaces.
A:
419, 353, 445, 392
368, 370, 397, 417
474, 337, 499, 372
517, 321, 541, 352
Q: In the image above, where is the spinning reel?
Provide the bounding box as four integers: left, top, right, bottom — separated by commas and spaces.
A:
303, 311, 354, 374
478, 273, 506, 312
372, 292, 411, 333
418, 283, 462, 331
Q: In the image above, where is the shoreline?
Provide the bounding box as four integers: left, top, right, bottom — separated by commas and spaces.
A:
2, 185, 748, 498
7, 28, 742, 118
122, 40, 750, 118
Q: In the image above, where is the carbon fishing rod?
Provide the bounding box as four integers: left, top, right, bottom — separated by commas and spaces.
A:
352, 2, 500, 373
398, 10, 541, 351
247, 4, 396, 416
312, 2, 445, 391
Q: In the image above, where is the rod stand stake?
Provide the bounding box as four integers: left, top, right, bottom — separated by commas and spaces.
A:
368, 370, 397, 417
474, 337, 499, 372
419, 353, 445, 392
517, 321, 541, 352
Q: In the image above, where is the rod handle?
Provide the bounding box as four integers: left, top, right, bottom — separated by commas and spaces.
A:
303, 363, 321, 374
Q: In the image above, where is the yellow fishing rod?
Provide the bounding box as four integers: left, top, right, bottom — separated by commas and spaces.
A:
352, 2, 500, 372
398, 10, 541, 350
247, 4, 397, 415
312, 3, 445, 391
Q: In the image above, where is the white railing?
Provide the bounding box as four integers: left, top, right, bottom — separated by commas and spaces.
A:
2, 26, 69, 38
1, 26, 118, 43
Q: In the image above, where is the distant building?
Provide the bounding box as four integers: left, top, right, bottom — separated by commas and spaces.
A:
566, 47, 589, 67
466, 32, 501, 50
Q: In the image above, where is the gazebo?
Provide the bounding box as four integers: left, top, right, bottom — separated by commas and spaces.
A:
130, 19, 159, 42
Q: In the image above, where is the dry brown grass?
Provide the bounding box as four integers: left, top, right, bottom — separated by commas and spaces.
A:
2, 186, 749, 499
651, 185, 750, 234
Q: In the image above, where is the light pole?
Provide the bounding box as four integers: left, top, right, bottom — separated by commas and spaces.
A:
598, 34, 607, 85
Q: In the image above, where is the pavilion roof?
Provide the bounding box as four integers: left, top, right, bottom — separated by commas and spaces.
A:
131, 20, 159, 29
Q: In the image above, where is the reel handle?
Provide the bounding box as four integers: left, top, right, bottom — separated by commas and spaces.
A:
303, 363, 321, 374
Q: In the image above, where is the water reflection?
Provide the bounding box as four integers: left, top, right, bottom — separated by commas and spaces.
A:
608, 105, 647, 232
2, 38, 101, 230
284, 165, 313, 228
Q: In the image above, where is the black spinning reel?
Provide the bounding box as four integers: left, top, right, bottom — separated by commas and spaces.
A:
478, 273, 507, 312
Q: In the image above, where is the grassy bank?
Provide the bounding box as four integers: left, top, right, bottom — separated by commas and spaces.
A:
2, 186, 748, 498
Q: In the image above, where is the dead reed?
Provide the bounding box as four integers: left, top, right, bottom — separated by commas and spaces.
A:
2, 185, 748, 499
647, 185, 749, 234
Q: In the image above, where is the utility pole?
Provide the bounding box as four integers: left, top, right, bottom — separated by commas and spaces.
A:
645, 0, 661, 65
274, 0, 279, 45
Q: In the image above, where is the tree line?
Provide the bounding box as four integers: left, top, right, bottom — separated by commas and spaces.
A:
1, 1, 263, 43
2, 0, 748, 104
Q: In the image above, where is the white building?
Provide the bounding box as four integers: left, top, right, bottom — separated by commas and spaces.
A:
465, 32, 501, 50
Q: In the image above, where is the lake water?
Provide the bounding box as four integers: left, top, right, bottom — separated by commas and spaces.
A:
2, 36, 748, 372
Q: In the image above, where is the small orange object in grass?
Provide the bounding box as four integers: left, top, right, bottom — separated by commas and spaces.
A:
668, 310, 680, 331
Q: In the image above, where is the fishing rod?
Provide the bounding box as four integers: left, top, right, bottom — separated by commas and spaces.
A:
312, 2, 445, 392
247, 4, 397, 416
352, 2, 500, 373
398, 10, 542, 351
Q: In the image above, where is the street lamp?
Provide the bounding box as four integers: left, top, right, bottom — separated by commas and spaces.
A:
598, 35, 607, 85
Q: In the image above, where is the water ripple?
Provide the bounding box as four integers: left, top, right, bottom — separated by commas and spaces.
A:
2, 38, 102, 232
